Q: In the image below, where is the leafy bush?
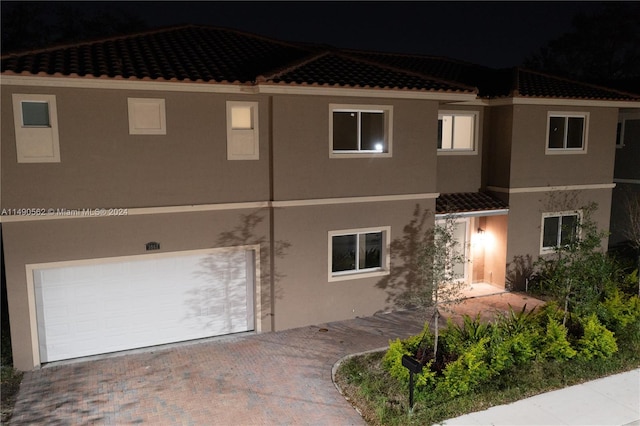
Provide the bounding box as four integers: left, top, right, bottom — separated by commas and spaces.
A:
382, 323, 436, 389
438, 337, 492, 397
597, 288, 640, 333
577, 314, 618, 360
541, 316, 577, 361
442, 314, 491, 356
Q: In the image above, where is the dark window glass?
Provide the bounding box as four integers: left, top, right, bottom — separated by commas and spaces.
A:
560, 215, 578, 245
616, 122, 622, 146
360, 112, 385, 151
332, 235, 356, 272
437, 119, 443, 149
333, 112, 358, 150
567, 117, 584, 148
22, 102, 50, 126
548, 117, 565, 148
361, 232, 382, 269
543, 216, 560, 248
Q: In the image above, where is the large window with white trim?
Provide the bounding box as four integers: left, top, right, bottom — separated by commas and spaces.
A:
330, 104, 392, 157
437, 111, 477, 153
541, 211, 581, 253
329, 227, 390, 281
546, 112, 588, 153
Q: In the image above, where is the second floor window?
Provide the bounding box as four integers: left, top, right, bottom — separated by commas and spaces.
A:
330, 104, 392, 157
438, 112, 476, 152
547, 113, 588, 152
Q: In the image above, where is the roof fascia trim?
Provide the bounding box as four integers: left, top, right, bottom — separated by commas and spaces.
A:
435, 208, 509, 219
1, 75, 478, 101
488, 96, 640, 109
487, 183, 616, 194
256, 85, 477, 101
0, 75, 259, 94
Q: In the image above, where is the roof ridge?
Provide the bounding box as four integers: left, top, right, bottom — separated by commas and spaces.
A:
259, 50, 333, 81
0, 24, 197, 59
516, 67, 640, 99
341, 47, 496, 71
334, 51, 478, 93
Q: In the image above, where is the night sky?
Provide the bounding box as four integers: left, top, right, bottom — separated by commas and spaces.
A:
3, 1, 608, 69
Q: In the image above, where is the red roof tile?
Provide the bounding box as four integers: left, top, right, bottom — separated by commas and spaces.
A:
2, 24, 638, 102
436, 192, 509, 215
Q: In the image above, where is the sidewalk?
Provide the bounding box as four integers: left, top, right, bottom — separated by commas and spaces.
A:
438, 369, 640, 426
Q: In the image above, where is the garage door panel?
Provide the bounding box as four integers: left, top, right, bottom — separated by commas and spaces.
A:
34, 249, 255, 363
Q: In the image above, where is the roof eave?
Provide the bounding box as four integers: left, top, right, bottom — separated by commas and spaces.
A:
488, 95, 640, 108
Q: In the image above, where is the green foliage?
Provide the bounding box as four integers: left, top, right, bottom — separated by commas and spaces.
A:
541, 317, 577, 361
382, 323, 436, 389
443, 315, 491, 355
533, 202, 613, 323
597, 288, 640, 332
439, 338, 492, 397
577, 314, 618, 360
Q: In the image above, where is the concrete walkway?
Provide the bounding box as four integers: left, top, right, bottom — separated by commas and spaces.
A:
10, 290, 635, 425
438, 369, 640, 426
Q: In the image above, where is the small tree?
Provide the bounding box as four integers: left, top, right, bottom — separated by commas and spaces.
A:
414, 215, 467, 361
535, 202, 611, 325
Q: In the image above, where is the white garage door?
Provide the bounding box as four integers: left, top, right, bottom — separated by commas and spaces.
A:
33, 248, 255, 363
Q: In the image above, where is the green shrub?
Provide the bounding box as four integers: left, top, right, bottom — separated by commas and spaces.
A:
382, 323, 436, 390
439, 337, 492, 397
487, 306, 540, 374
442, 314, 491, 356
597, 288, 640, 334
541, 316, 577, 361
577, 314, 618, 360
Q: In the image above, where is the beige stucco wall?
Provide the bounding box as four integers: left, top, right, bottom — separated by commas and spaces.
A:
2, 209, 272, 370
271, 199, 435, 330
271, 96, 438, 200
510, 105, 617, 188
1, 86, 270, 210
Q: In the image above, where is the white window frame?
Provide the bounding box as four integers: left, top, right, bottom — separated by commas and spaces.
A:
545, 112, 589, 155
227, 101, 259, 160
540, 210, 582, 254
128, 98, 167, 135
329, 104, 393, 158
12, 94, 61, 163
437, 111, 479, 155
328, 226, 391, 282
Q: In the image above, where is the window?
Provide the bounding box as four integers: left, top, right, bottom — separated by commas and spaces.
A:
12, 94, 60, 163
546, 112, 588, 153
541, 211, 580, 253
438, 112, 477, 153
329, 227, 390, 281
227, 101, 259, 160
329, 104, 392, 158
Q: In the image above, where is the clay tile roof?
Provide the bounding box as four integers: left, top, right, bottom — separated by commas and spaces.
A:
436, 192, 509, 215
2, 24, 639, 102
513, 68, 639, 101
343, 49, 491, 90
265, 51, 474, 92
1, 25, 313, 83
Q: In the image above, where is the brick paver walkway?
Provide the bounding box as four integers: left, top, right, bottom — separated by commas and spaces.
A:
10, 292, 542, 425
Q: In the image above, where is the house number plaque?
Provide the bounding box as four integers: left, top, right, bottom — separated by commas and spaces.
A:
145, 242, 160, 251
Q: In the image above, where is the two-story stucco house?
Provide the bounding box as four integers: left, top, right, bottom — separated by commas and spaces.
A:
2, 25, 639, 370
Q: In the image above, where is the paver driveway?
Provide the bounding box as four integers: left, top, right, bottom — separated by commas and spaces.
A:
10, 292, 542, 425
